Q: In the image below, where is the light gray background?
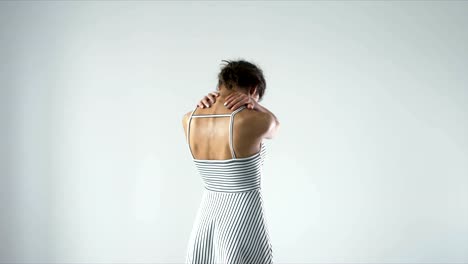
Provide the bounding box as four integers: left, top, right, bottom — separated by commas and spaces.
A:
1, 1, 467, 263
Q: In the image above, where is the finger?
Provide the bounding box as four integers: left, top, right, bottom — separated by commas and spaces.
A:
224, 94, 240, 108
227, 95, 245, 109
197, 100, 204, 108
206, 94, 216, 104
225, 91, 238, 101
224, 92, 244, 108
201, 98, 210, 108
208, 92, 218, 100
230, 95, 246, 109
230, 100, 245, 111
223, 94, 232, 107
224, 94, 231, 103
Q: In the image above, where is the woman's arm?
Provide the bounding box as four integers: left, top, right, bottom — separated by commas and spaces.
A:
251, 101, 281, 139
252, 101, 280, 128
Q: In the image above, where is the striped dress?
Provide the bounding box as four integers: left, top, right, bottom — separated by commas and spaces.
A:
185, 105, 273, 264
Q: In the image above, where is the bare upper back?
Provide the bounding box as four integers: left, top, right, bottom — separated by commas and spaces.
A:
183, 104, 271, 160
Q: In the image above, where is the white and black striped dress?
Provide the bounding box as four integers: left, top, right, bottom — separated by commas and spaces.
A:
185, 105, 273, 264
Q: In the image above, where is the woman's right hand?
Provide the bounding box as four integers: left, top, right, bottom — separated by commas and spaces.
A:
197, 91, 220, 108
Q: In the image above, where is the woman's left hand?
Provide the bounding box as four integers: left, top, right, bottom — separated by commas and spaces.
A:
224, 91, 256, 110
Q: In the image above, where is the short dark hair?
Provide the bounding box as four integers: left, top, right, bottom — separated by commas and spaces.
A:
217, 59, 266, 102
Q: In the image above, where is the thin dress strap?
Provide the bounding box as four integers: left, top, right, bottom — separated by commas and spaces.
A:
186, 105, 247, 160
229, 105, 247, 158
186, 105, 198, 159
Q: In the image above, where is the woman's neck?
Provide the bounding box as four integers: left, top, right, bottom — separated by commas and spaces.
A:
217, 87, 248, 98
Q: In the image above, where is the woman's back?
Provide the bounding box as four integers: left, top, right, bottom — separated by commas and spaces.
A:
183, 96, 272, 161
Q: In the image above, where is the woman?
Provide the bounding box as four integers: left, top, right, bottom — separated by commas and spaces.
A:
182, 59, 280, 263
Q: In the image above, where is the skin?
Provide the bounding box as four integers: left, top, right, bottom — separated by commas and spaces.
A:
182, 84, 280, 160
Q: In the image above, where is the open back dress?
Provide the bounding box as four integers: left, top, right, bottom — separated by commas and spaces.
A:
185, 104, 273, 264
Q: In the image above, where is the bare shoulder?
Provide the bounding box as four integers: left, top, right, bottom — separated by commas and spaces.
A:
236, 108, 275, 138
182, 109, 195, 138
182, 110, 192, 121
182, 111, 191, 125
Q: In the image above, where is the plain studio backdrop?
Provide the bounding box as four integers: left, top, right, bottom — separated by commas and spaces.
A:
0, 1, 467, 263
